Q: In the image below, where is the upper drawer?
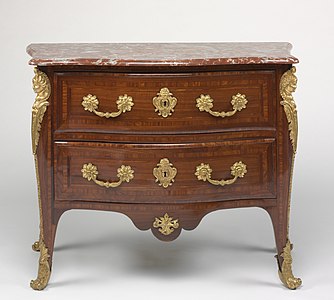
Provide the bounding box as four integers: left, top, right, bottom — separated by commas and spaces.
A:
54, 70, 276, 134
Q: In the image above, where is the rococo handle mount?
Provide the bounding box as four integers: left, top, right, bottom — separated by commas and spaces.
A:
196, 93, 248, 118
28, 42, 301, 290
82, 93, 134, 118
81, 163, 134, 188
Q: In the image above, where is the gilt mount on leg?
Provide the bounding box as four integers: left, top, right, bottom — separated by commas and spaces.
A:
30, 240, 51, 290
30, 68, 51, 290
277, 240, 302, 289
32, 240, 40, 252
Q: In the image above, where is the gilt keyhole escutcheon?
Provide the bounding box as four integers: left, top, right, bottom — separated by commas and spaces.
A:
152, 87, 177, 118
153, 158, 177, 188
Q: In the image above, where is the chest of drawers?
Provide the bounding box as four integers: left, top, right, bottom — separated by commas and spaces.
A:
27, 42, 301, 290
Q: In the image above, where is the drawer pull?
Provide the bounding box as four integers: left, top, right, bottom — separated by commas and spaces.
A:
196, 93, 247, 118
153, 213, 179, 236
152, 87, 177, 117
195, 161, 247, 186
81, 163, 134, 188
82, 94, 134, 118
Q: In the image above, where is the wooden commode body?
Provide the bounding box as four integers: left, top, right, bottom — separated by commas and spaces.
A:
27, 42, 301, 290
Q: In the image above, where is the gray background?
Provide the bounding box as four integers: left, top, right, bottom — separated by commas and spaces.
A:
0, 0, 333, 299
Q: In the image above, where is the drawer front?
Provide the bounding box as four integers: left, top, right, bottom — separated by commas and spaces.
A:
54, 139, 276, 204
55, 71, 276, 135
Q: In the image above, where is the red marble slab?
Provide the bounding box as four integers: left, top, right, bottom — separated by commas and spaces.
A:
27, 42, 298, 67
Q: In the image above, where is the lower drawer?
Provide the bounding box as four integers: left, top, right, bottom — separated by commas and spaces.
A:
54, 139, 276, 204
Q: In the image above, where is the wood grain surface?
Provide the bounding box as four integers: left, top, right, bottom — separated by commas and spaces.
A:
54, 70, 276, 135
54, 138, 276, 204
35, 63, 294, 268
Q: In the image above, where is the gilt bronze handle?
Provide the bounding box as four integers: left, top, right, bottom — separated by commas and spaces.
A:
195, 161, 247, 186
81, 163, 134, 188
196, 93, 247, 118
82, 94, 134, 118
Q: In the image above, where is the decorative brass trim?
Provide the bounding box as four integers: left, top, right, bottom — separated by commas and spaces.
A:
275, 68, 301, 290
30, 240, 51, 290
280, 67, 298, 154
153, 158, 177, 188
280, 67, 299, 237
31, 68, 51, 290
82, 94, 134, 118
81, 163, 134, 188
32, 241, 40, 252
277, 239, 302, 289
196, 93, 247, 118
152, 87, 177, 117
195, 161, 247, 186
32, 68, 51, 155
153, 213, 179, 236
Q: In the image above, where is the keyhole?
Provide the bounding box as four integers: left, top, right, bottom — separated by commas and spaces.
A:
163, 171, 168, 177
163, 100, 169, 107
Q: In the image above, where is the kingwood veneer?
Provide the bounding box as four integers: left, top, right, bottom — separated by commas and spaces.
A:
27, 42, 301, 290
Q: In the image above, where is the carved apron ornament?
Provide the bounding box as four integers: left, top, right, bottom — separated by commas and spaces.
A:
153, 213, 179, 236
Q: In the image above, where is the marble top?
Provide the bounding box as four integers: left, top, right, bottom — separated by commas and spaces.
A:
27, 42, 298, 67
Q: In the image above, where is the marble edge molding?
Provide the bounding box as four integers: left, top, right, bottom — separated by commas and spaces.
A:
27, 57, 299, 66
26, 42, 299, 66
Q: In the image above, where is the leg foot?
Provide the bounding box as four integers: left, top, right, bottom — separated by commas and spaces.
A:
276, 239, 302, 290
30, 240, 51, 290
32, 240, 40, 252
